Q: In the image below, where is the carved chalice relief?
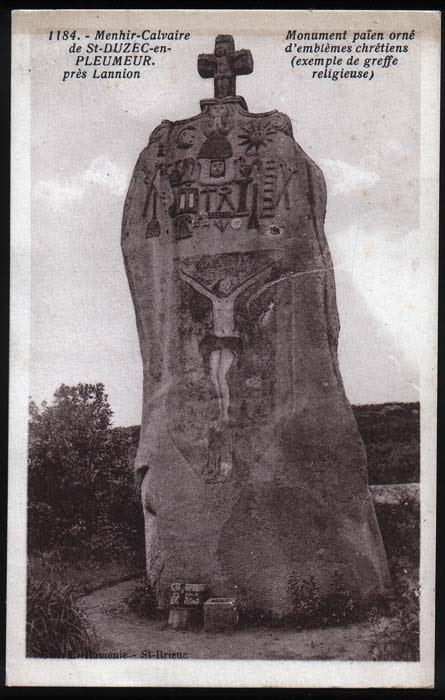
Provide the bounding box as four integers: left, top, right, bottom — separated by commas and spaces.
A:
179, 262, 275, 424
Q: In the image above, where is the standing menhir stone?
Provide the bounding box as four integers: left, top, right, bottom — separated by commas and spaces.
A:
122, 35, 390, 616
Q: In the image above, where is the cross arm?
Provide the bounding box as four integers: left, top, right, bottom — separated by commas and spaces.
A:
233, 49, 253, 76
232, 261, 276, 299
197, 53, 217, 79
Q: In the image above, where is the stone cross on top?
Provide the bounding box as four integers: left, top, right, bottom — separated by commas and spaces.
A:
198, 35, 254, 100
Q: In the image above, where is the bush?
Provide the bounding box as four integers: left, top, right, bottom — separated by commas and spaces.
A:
124, 580, 159, 618
288, 571, 366, 630
27, 555, 95, 658
87, 519, 144, 565
27, 384, 145, 558
370, 558, 419, 660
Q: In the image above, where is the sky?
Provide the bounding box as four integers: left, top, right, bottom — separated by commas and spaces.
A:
27, 12, 427, 426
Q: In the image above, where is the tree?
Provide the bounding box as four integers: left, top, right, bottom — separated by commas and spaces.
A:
27, 383, 142, 555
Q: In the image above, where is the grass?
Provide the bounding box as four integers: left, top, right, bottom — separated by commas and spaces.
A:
29, 547, 144, 599
26, 555, 96, 658
26, 545, 145, 657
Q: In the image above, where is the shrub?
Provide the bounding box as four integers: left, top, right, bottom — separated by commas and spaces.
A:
27, 555, 95, 658
370, 558, 419, 661
27, 384, 145, 558
288, 571, 368, 630
124, 580, 159, 618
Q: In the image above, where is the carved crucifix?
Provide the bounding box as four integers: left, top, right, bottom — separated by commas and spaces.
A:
179, 262, 275, 423
198, 34, 254, 100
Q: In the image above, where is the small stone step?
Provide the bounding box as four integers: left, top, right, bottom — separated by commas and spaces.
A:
168, 607, 201, 630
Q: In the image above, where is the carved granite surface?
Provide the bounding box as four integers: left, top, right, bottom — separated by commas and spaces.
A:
122, 35, 390, 615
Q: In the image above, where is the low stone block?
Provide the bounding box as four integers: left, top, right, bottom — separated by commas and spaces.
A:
203, 598, 238, 633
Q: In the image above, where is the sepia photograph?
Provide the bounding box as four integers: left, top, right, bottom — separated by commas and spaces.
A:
8, 9, 439, 688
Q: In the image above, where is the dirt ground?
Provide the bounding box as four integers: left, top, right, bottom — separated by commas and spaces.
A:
79, 577, 394, 661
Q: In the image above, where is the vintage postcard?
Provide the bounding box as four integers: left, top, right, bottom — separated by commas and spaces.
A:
8, 9, 439, 688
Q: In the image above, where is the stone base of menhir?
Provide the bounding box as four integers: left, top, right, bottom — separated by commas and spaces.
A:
141, 391, 391, 619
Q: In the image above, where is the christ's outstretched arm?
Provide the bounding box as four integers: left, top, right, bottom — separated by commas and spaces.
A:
179, 267, 215, 301
230, 260, 276, 300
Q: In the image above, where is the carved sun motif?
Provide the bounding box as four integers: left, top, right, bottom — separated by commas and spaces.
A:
238, 121, 275, 154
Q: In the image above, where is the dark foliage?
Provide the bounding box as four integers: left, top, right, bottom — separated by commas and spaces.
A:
373, 499, 420, 659
376, 500, 420, 568
287, 571, 368, 630
352, 402, 420, 484
124, 580, 160, 618
27, 383, 144, 559
369, 553, 420, 660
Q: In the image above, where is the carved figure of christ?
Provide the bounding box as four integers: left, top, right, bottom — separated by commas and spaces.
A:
179, 262, 275, 422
